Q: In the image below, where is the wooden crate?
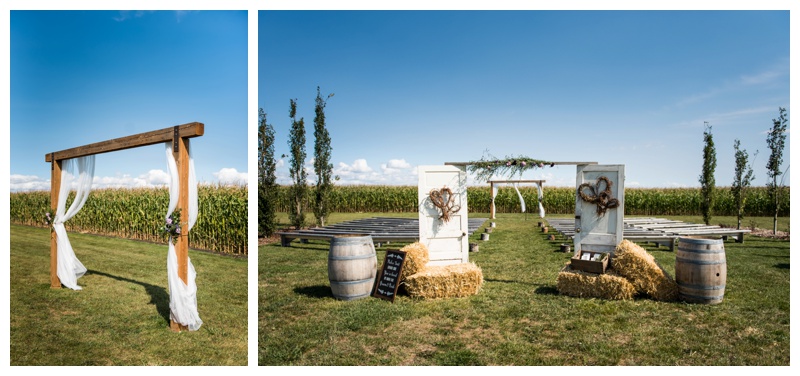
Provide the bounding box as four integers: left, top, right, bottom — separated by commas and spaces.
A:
570, 251, 609, 274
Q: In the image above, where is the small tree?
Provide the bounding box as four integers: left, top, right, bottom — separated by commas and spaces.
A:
257, 108, 279, 237
288, 99, 307, 230
313, 86, 335, 227
699, 122, 716, 225
731, 139, 756, 230
766, 107, 788, 234
258, 108, 278, 237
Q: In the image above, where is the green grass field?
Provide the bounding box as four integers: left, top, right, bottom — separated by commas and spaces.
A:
9, 224, 247, 366
259, 213, 789, 366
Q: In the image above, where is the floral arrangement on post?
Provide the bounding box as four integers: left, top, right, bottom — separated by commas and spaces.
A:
160, 208, 183, 244
467, 153, 554, 182
44, 209, 55, 226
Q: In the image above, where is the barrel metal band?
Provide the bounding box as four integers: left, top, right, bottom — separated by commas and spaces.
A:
676, 257, 726, 265
329, 277, 375, 285
329, 254, 376, 261
677, 247, 726, 254
677, 282, 726, 290
680, 292, 724, 301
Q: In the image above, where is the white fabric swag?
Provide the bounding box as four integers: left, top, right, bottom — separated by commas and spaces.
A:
512, 183, 526, 213
534, 182, 546, 219
164, 141, 202, 331
491, 185, 498, 219
53, 156, 95, 290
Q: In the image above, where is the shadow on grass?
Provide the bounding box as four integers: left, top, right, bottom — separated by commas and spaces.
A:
533, 285, 560, 295
278, 242, 330, 252
775, 263, 789, 270
294, 285, 334, 299
484, 278, 539, 287
753, 253, 790, 259
87, 269, 170, 324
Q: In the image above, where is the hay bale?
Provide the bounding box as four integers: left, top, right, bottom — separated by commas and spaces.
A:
398, 242, 429, 282
556, 264, 636, 300
612, 240, 679, 302
404, 263, 484, 299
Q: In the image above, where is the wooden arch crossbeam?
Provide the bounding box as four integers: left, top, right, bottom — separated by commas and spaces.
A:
45, 122, 204, 332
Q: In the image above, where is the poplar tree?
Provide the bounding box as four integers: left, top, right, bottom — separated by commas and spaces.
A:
699, 122, 716, 225
258, 108, 278, 237
313, 87, 335, 227
731, 139, 756, 230
766, 107, 788, 234
288, 99, 307, 230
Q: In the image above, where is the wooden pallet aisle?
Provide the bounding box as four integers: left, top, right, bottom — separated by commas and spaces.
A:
279, 217, 488, 247
546, 217, 750, 251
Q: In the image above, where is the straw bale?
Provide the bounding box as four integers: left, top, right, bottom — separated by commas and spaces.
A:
404, 262, 484, 299
398, 242, 430, 282
611, 240, 679, 302
556, 264, 636, 300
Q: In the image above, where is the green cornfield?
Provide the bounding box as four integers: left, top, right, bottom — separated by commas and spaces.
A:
9, 185, 247, 255
273, 185, 789, 217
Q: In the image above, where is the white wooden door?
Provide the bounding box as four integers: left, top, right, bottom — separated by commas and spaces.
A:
574, 164, 625, 256
418, 165, 469, 266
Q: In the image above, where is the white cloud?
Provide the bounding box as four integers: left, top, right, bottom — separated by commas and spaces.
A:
331, 158, 420, 185
380, 159, 413, 175
337, 159, 373, 174
213, 168, 248, 186
10, 167, 248, 192
9, 174, 50, 192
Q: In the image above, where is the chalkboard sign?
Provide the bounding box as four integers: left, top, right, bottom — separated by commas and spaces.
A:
372, 249, 407, 302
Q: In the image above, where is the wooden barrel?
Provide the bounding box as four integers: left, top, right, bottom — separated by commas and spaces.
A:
328, 235, 377, 301
675, 236, 727, 304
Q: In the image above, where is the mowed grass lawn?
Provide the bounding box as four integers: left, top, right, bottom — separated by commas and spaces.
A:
259, 213, 789, 366
10, 224, 247, 366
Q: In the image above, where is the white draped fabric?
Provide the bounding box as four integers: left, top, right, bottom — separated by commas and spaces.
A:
164, 141, 202, 331
491, 184, 498, 218
534, 182, 546, 218
512, 183, 526, 213
53, 156, 95, 290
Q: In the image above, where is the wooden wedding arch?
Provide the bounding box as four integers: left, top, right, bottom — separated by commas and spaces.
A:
45, 122, 204, 331
487, 179, 546, 219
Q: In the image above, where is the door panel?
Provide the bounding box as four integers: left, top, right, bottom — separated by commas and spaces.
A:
418, 165, 468, 266
574, 164, 625, 255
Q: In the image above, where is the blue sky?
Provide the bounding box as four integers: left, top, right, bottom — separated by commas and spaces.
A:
9, 10, 248, 191
259, 10, 790, 188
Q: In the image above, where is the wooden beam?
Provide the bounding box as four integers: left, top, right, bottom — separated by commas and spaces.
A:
45, 122, 204, 162
487, 179, 547, 184
445, 161, 597, 166
50, 158, 62, 288
170, 136, 191, 332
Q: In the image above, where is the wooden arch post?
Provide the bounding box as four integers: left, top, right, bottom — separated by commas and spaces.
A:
45, 122, 204, 331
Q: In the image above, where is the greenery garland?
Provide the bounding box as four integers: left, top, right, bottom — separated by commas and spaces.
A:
467, 154, 554, 182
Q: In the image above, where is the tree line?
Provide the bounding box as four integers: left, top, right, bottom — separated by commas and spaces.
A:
700, 107, 788, 234
259, 87, 334, 237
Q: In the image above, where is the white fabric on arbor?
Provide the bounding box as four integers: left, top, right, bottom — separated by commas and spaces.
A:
164, 141, 202, 331
534, 182, 545, 218
491, 184, 498, 218
53, 156, 95, 290
512, 183, 526, 213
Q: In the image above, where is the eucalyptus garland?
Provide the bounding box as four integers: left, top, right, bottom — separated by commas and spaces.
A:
467, 155, 554, 182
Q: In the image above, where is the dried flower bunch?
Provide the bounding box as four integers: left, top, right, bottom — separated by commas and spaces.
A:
467, 154, 554, 182
160, 208, 183, 244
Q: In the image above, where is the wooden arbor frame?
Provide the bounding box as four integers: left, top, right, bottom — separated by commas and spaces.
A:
444, 161, 600, 219
45, 122, 204, 331
487, 179, 546, 219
